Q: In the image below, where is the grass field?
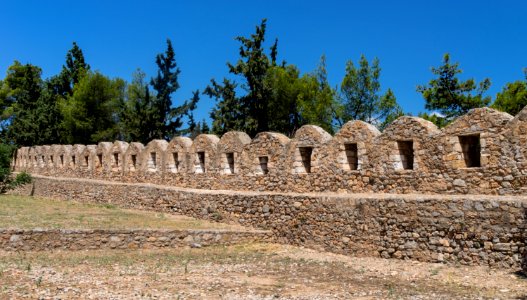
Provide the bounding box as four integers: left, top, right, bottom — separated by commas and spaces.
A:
0, 195, 246, 231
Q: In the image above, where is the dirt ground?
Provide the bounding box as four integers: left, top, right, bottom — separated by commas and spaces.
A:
1, 242, 526, 300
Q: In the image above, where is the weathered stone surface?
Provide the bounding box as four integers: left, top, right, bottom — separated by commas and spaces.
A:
8, 175, 527, 271
0, 228, 271, 251
11, 107, 527, 273
14, 107, 527, 196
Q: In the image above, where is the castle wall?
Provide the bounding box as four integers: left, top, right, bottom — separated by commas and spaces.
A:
15, 107, 527, 195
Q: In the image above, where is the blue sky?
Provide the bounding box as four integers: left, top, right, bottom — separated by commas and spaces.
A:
1, 0, 526, 124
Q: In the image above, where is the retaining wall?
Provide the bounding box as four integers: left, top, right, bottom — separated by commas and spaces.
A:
1, 228, 271, 251
11, 175, 527, 270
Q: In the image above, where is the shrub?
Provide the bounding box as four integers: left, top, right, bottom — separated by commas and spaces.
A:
0, 144, 32, 193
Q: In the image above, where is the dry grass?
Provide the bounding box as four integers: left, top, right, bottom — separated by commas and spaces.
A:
0, 195, 247, 231
1, 243, 526, 299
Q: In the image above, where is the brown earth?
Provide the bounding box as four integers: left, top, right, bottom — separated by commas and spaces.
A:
1, 243, 526, 299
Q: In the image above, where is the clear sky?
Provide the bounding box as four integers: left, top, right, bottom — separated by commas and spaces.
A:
1, 0, 526, 124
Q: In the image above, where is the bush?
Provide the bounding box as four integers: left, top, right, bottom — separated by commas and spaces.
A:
13, 171, 32, 186
0, 144, 32, 193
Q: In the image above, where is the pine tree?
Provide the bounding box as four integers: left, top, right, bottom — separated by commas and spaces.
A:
207, 19, 278, 136
205, 78, 246, 135
417, 53, 491, 126
491, 69, 527, 116
0, 61, 62, 145
150, 39, 198, 139
60, 72, 125, 144
338, 55, 403, 129
50, 42, 90, 98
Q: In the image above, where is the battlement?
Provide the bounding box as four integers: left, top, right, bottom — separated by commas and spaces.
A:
13, 106, 527, 195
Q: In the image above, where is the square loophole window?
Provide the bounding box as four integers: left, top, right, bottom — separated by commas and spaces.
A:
344, 143, 358, 170
299, 147, 313, 173
458, 135, 481, 168
397, 141, 414, 170
259, 156, 269, 175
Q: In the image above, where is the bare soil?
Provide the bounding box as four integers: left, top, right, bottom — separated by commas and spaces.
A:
1, 243, 525, 299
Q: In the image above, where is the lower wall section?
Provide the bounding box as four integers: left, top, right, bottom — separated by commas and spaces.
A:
1, 228, 270, 251
10, 175, 527, 269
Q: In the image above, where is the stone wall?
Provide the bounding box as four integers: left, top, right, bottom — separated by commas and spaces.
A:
11, 175, 527, 269
1, 228, 271, 251
14, 107, 527, 195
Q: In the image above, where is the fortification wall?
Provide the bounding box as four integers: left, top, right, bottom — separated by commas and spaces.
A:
13, 107, 527, 195
11, 175, 527, 269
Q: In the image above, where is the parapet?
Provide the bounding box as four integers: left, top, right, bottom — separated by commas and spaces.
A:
143, 140, 168, 173
15, 106, 527, 195
165, 137, 193, 174
240, 132, 290, 176
218, 131, 251, 175
123, 142, 144, 173
286, 125, 332, 174
190, 134, 220, 174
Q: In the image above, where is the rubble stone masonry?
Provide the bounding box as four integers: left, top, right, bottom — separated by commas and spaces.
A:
10, 107, 527, 270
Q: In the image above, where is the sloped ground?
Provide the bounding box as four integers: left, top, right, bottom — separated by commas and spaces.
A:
1, 243, 526, 299
1, 195, 526, 299
0, 195, 248, 231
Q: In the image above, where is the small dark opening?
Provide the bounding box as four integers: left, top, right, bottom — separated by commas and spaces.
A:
397, 141, 414, 170
344, 143, 358, 170
72, 156, 76, 166
459, 135, 481, 168
113, 153, 119, 167
84, 156, 89, 167
198, 151, 205, 172
226, 152, 235, 174
150, 152, 157, 169
172, 152, 179, 172
299, 147, 313, 173
50, 155, 54, 164
97, 154, 102, 168
131, 154, 137, 168
259, 156, 269, 175
60, 154, 64, 167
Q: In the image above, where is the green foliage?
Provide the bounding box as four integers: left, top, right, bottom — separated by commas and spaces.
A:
418, 112, 449, 128
295, 56, 339, 134
337, 55, 403, 129
228, 19, 277, 134
150, 39, 198, 139
207, 19, 277, 136
417, 53, 491, 126
0, 144, 14, 185
491, 70, 527, 116
119, 69, 156, 143
378, 89, 404, 130
50, 42, 90, 98
264, 65, 301, 136
206, 78, 247, 135
60, 71, 126, 144
200, 120, 210, 134
0, 144, 31, 193
14, 171, 32, 186
208, 20, 340, 137
0, 61, 62, 145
